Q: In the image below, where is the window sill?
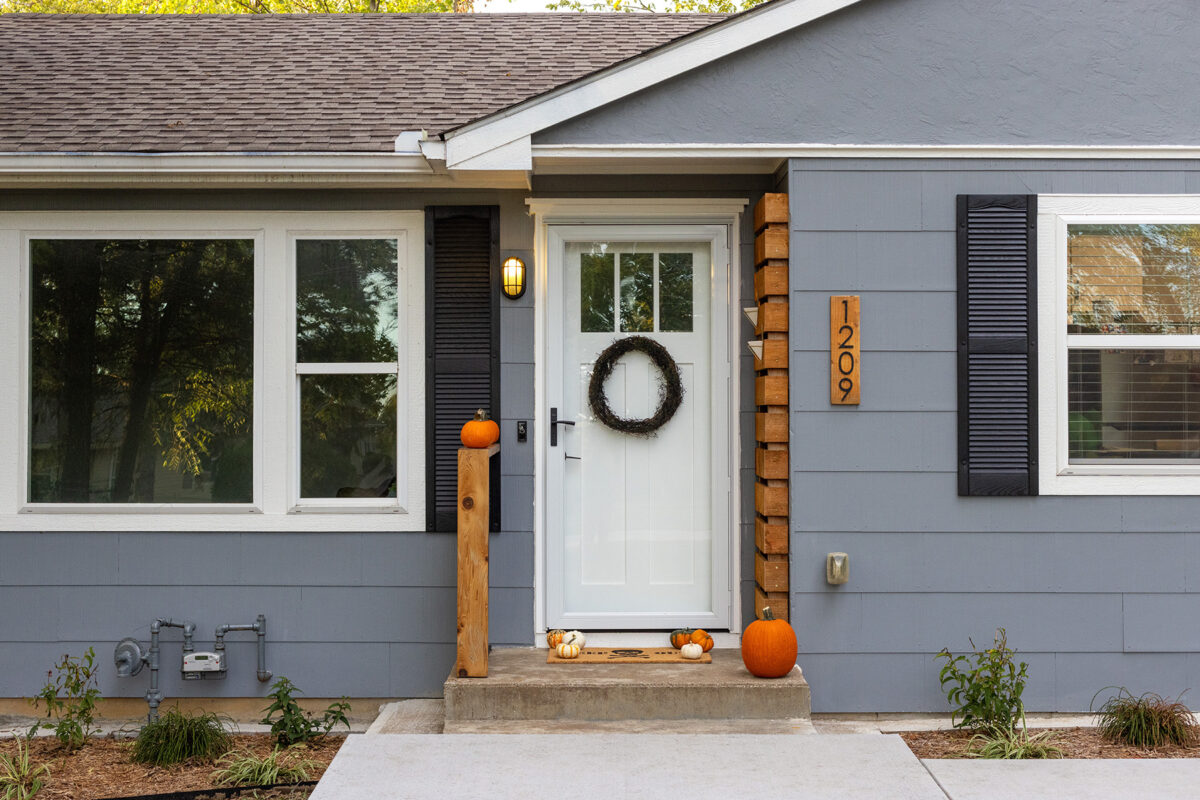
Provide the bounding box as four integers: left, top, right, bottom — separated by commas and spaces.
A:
1041, 472, 1200, 495
0, 511, 425, 532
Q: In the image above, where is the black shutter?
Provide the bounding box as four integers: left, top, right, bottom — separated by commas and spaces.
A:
426, 207, 501, 531
957, 195, 1038, 496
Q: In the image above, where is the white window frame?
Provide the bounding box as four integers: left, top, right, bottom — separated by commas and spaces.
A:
0, 210, 425, 530
1038, 195, 1200, 495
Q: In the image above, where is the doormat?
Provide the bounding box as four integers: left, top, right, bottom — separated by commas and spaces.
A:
546, 647, 712, 664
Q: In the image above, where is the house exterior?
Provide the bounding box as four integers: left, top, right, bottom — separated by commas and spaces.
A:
4, 0, 1200, 714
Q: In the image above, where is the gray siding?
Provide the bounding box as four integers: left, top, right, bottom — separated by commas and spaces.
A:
537, 0, 1200, 147
789, 158, 1200, 712
0, 188, 536, 700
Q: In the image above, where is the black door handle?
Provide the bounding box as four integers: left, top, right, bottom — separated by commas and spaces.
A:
550, 407, 575, 447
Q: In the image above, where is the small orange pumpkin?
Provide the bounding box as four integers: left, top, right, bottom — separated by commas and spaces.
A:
690, 629, 715, 653
741, 606, 797, 678
669, 628, 695, 649
460, 409, 500, 449
546, 629, 567, 648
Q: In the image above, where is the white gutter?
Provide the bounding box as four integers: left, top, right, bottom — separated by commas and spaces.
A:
0, 151, 432, 175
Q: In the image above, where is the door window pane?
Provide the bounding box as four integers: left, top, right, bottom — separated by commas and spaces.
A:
29, 239, 254, 503
619, 252, 654, 332
658, 253, 693, 332
1068, 348, 1200, 462
299, 374, 398, 498
580, 251, 615, 332
297, 239, 398, 362
1069, 224, 1200, 334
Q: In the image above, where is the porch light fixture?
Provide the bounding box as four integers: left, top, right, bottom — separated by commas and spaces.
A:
501, 256, 526, 299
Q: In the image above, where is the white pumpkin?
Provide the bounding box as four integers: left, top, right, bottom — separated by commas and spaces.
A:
556, 643, 581, 659
562, 630, 586, 648
680, 642, 703, 660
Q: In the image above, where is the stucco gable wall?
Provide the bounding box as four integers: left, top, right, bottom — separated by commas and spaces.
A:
535, 0, 1200, 147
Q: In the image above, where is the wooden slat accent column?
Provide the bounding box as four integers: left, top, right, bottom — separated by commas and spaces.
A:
456, 443, 499, 678
753, 193, 790, 622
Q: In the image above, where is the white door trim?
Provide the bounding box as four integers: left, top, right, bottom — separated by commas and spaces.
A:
529, 198, 747, 640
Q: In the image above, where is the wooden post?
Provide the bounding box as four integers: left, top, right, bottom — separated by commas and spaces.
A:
456, 443, 499, 678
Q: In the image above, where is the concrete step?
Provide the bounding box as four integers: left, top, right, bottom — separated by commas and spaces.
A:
443, 648, 810, 723
443, 718, 816, 734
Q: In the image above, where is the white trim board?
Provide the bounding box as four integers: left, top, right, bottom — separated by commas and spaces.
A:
442, 0, 864, 171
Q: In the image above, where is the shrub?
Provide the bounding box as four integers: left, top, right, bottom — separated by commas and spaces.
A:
1091, 687, 1197, 748
211, 747, 318, 787
965, 709, 1063, 759
936, 628, 1028, 731
0, 736, 51, 800
260, 678, 351, 747
29, 648, 101, 751
131, 709, 232, 766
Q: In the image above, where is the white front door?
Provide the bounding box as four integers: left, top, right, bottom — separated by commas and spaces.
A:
546, 225, 731, 630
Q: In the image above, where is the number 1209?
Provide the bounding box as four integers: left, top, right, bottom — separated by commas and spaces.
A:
830, 295, 860, 405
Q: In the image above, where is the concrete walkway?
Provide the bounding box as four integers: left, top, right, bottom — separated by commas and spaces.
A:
306, 702, 1200, 799
310, 733, 945, 800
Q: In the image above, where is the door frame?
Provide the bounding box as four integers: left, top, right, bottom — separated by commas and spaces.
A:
527, 198, 749, 640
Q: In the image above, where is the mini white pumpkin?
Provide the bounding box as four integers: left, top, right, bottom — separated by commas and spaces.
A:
562, 630, 587, 648
680, 642, 703, 660
556, 643, 581, 659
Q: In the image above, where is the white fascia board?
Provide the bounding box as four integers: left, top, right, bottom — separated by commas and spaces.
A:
0, 151, 531, 189
0, 152, 433, 175
442, 0, 863, 170
532, 142, 1200, 164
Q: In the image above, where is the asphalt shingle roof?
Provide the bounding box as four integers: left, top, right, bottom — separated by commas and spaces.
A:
0, 13, 728, 153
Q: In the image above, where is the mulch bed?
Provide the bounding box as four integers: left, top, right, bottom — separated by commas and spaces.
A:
0, 734, 344, 800
901, 727, 1200, 759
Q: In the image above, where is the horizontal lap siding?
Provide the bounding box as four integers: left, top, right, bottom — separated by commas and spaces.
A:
789, 160, 1200, 711
0, 189, 538, 700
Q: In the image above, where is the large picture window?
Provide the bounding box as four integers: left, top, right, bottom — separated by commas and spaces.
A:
30, 239, 255, 504
0, 211, 424, 529
1040, 197, 1200, 493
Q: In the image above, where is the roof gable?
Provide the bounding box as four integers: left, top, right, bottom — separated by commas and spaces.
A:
0, 13, 725, 154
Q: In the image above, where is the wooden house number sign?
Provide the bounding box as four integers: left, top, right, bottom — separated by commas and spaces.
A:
830, 295, 860, 405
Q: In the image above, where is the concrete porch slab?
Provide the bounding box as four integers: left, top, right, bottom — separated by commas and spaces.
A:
310, 733, 945, 800
444, 647, 810, 722
925, 759, 1200, 800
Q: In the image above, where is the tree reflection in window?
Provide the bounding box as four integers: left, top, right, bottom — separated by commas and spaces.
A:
620, 252, 654, 332
658, 253, 693, 332
296, 239, 398, 362
29, 239, 254, 503
580, 251, 615, 333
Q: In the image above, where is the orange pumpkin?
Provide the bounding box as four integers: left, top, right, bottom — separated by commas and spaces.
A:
740, 606, 797, 678
460, 409, 500, 449
690, 629, 715, 653
546, 629, 566, 648
669, 628, 695, 649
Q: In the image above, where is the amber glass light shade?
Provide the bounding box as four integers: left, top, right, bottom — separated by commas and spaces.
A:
501, 256, 526, 299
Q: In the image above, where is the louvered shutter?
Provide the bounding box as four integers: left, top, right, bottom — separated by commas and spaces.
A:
957, 195, 1038, 496
426, 207, 500, 531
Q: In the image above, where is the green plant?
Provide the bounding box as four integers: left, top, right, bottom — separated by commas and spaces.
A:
1091, 687, 1197, 748
260, 678, 351, 747
28, 648, 101, 751
131, 708, 232, 766
0, 737, 51, 800
936, 628, 1028, 731
210, 747, 317, 787
964, 709, 1063, 759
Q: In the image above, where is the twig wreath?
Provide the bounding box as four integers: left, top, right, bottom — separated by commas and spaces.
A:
588, 336, 684, 437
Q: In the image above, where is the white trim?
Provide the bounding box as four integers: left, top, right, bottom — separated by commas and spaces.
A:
0, 210, 426, 531
1037, 195, 1200, 495
0, 152, 530, 189
443, 0, 863, 170
530, 198, 745, 640
533, 143, 1200, 164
